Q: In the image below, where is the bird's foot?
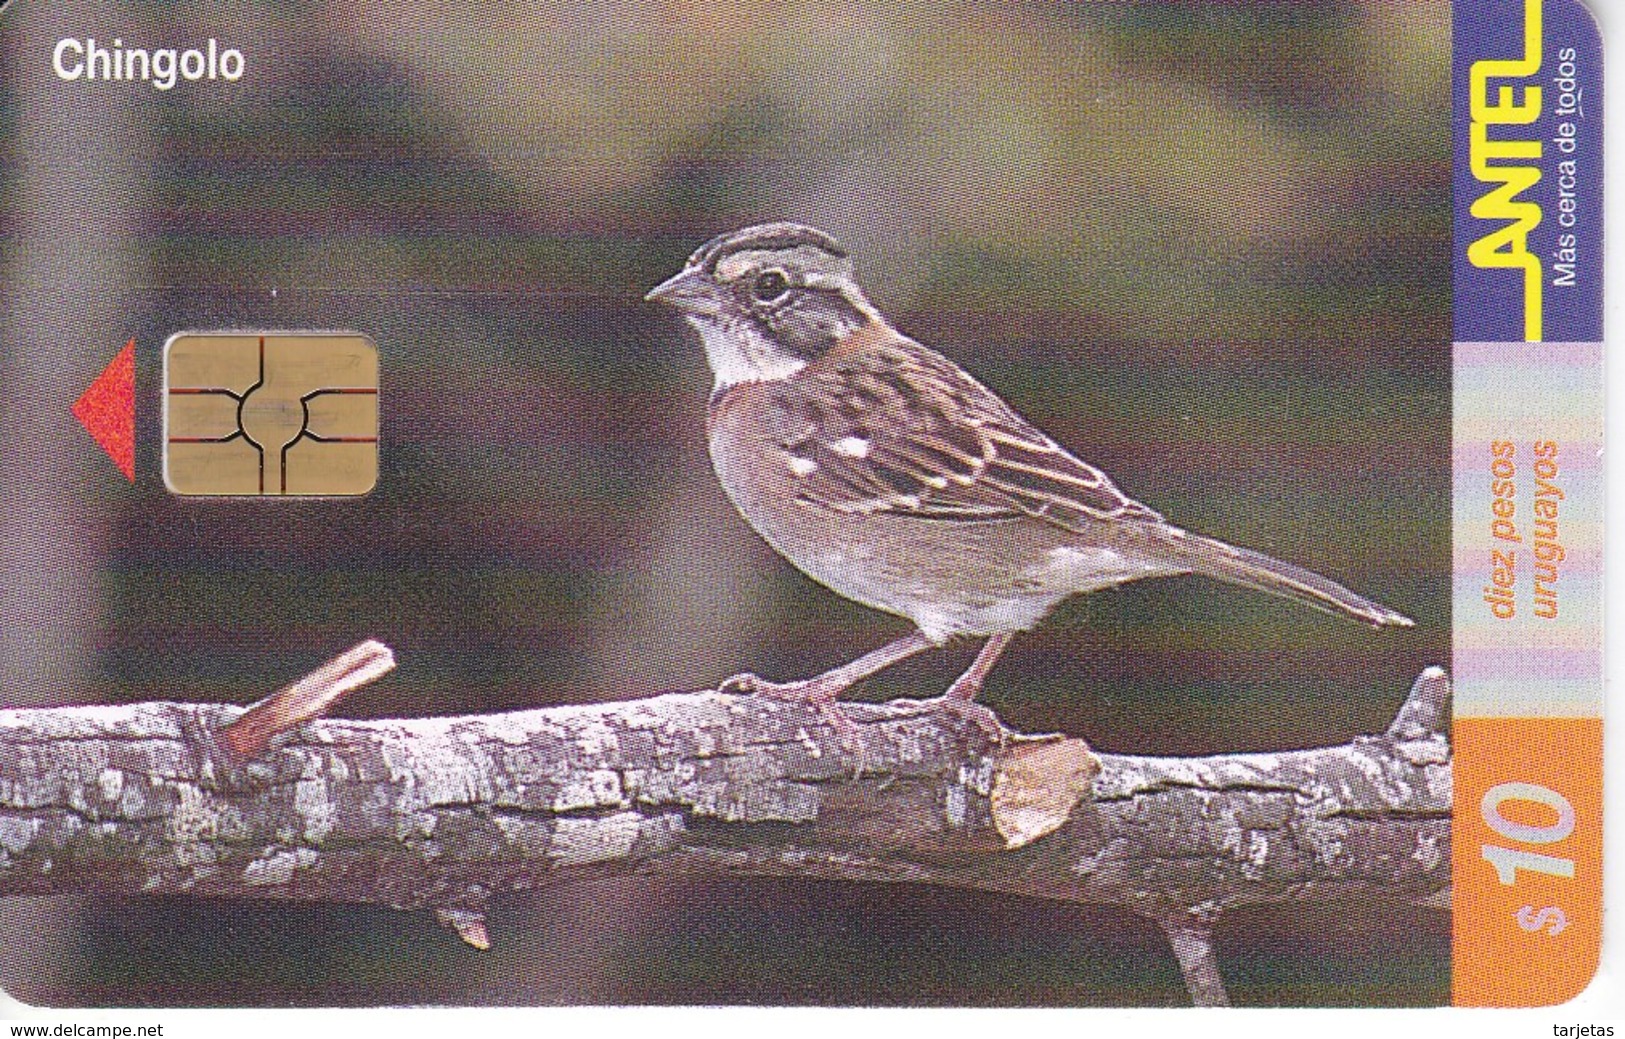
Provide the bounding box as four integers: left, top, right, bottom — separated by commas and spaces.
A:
720, 671, 826, 702
719, 672, 865, 753
887, 693, 1007, 745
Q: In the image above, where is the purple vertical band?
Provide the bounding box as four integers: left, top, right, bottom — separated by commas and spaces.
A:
1454, 0, 1602, 343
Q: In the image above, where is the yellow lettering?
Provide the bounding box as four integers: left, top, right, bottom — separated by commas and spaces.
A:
1470, 0, 1543, 124
1467, 0, 1544, 341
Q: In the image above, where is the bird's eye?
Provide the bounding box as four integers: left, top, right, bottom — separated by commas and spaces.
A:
752, 269, 791, 302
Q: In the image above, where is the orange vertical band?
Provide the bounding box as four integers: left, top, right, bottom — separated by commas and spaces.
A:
1453, 716, 1602, 1005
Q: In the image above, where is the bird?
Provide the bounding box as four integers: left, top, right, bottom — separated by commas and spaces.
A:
645, 221, 1412, 740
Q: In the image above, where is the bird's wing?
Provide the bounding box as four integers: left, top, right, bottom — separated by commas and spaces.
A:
765, 336, 1164, 529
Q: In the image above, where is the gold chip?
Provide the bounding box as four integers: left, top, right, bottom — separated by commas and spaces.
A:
163, 332, 379, 496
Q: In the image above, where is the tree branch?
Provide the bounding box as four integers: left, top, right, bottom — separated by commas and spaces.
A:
0, 659, 1451, 1006
1156, 913, 1230, 1008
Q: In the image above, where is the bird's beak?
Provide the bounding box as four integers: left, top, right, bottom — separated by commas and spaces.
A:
644, 267, 721, 315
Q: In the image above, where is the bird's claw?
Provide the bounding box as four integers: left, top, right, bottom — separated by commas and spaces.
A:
887, 694, 1007, 746
719, 672, 818, 701
718, 672, 867, 762
718, 672, 762, 696
722, 672, 848, 706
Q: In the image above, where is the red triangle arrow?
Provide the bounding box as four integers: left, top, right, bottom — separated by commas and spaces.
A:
73, 339, 136, 481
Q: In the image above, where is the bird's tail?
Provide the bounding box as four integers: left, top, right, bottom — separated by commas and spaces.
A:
1149, 526, 1414, 628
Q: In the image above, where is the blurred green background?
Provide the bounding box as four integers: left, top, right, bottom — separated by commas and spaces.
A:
0, 0, 1449, 1007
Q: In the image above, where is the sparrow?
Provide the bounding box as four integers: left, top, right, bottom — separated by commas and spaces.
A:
646, 221, 1412, 739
